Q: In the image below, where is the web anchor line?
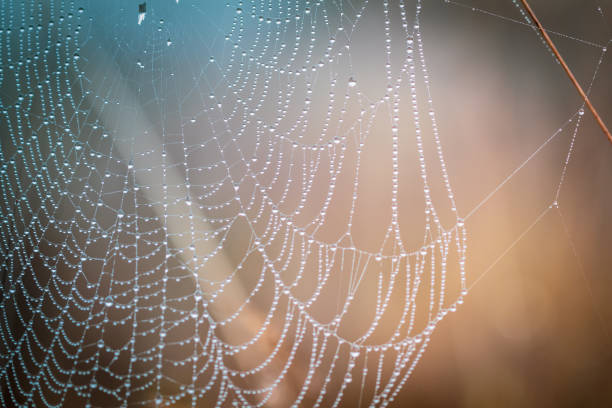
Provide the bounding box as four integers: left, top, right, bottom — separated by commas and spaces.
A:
519, 0, 612, 144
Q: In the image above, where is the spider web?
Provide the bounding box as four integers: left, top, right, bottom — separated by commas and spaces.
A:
0, 0, 609, 407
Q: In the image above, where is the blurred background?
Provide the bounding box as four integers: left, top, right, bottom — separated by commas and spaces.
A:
396, 0, 612, 406
1, 0, 611, 407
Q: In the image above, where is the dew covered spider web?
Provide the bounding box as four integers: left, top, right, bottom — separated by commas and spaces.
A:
0, 0, 609, 407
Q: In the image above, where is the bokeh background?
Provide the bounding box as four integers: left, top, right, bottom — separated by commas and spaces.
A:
1, 0, 611, 407
397, 1, 612, 406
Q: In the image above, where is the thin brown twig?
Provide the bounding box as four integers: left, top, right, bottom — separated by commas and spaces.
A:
519, 0, 612, 145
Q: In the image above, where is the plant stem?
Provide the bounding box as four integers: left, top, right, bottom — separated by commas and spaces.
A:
519, 0, 612, 145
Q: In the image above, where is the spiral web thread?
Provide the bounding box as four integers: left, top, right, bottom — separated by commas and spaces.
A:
0, 0, 607, 407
